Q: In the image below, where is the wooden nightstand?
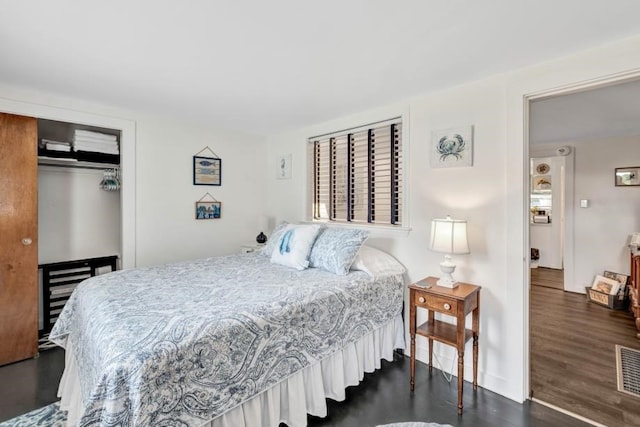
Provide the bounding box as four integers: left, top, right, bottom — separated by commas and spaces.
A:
409, 276, 481, 415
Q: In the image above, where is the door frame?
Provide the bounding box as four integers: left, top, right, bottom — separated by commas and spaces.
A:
522, 70, 640, 398
0, 95, 137, 269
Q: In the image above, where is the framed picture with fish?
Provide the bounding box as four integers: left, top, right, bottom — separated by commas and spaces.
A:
430, 125, 473, 168
193, 156, 221, 186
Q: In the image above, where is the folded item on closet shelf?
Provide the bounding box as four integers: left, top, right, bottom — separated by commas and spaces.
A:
73, 140, 118, 149
41, 139, 72, 151
73, 129, 118, 142
73, 136, 119, 146
45, 143, 72, 152
41, 138, 71, 146
73, 145, 120, 155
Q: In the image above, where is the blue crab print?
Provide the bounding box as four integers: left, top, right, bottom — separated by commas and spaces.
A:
437, 133, 466, 161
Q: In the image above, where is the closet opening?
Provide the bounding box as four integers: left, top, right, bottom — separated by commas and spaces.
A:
36, 118, 122, 339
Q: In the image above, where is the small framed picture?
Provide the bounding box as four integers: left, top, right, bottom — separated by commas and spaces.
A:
591, 275, 621, 295
195, 201, 221, 219
277, 154, 292, 179
532, 175, 552, 192
430, 125, 473, 168
615, 167, 640, 186
194, 156, 221, 186
603, 271, 630, 287
604, 270, 630, 300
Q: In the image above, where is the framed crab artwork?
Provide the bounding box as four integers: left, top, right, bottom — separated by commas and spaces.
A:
430, 125, 474, 168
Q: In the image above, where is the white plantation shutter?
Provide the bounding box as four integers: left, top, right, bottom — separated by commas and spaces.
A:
309, 119, 403, 226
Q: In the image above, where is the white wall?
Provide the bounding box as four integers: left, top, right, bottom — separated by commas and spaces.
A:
38, 166, 121, 264
266, 75, 511, 396
572, 137, 640, 284
266, 35, 640, 403
134, 115, 267, 266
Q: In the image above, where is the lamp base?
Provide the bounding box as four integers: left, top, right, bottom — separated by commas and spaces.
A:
437, 275, 459, 288
437, 256, 459, 288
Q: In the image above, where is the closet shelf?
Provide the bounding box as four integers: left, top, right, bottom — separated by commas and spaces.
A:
38, 156, 119, 170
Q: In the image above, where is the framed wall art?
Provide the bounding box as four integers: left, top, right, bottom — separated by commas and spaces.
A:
591, 275, 620, 295
430, 125, 473, 168
193, 147, 221, 186
195, 201, 221, 219
277, 154, 292, 179
195, 192, 221, 219
615, 167, 640, 187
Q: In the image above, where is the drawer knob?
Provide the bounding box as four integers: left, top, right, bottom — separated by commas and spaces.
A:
444, 303, 451, 310
418, 296, 425, 303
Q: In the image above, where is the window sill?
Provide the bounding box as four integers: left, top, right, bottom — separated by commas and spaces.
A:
301, 219, 412, 236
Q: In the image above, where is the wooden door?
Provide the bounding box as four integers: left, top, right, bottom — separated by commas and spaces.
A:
0, 112, 38, 365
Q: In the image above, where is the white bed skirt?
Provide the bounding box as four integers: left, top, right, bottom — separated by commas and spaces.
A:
59, 314, 405, 427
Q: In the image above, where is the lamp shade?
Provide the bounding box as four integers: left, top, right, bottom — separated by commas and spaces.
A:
430, 216, 470, 255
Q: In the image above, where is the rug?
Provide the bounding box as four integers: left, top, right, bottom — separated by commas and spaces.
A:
0, 402, 66, 427
616, 344, 640, 398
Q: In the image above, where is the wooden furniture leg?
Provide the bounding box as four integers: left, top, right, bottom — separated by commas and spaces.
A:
428, 310, 434, 373
473, 295, 480, 390
458, 350, 464, 415
410, 333, 416, 391
410, 292, 416, 391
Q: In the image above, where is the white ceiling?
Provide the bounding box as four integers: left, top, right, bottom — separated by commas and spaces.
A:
530, 78, 640, 145
2, 1, 640, 135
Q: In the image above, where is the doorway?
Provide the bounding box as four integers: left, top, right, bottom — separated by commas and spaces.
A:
527, 77, 640, 426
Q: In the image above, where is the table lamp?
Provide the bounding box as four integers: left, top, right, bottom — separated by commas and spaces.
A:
430, 216, 470, 288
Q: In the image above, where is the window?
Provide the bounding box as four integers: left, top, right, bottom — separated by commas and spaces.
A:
308, 118, 403, 226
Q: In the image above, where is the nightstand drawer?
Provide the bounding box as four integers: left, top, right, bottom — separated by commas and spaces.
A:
414, 292, 458, 316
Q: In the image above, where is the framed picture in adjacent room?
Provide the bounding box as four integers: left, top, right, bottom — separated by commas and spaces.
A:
591, 275, 620, 295
615, 167, 640, 186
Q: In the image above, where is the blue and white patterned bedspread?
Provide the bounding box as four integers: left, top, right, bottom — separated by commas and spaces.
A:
49, 253, 404, 426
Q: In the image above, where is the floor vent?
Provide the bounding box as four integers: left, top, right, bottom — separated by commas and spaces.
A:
616, 344, 640, 398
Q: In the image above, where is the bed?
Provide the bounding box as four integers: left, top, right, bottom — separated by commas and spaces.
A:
50, 226, 405, 427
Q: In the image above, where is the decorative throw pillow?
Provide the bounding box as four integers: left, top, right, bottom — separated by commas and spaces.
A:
350, 245, 406, 278
260, 221, 289, 257
308, 227, 369, 275
270, 224, 323, 270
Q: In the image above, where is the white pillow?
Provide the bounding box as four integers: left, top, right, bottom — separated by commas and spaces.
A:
260, 221, 289, 257
350, 246, 406, 278
270, 224, 322, 270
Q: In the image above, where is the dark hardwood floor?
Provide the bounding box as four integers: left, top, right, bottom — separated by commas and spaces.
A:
530, 267, 564, 290
531, 268, 640, 427
0, 347, 588, 427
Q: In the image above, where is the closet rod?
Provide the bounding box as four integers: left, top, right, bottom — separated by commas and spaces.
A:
38, 160, 119, 170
